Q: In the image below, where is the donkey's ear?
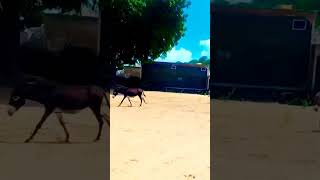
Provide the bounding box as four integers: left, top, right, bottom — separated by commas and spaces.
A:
12, 96, 21, 101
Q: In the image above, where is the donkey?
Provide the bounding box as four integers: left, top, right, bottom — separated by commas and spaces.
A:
112, 86, 146, 107
7, 79, 110, 143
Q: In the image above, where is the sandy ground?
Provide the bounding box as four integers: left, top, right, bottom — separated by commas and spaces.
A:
0, 90, 210, 180
212, 100, 320, 180
110, 92, 210, 180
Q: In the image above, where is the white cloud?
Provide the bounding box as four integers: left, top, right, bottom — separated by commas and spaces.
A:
156, 47, 193, 63
200, 39, 210, 58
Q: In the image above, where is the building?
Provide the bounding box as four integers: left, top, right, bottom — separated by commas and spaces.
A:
141, 62, 209, 93
123, 66, 142, 78
42, 12, 101, 55
211, 6, 318, 98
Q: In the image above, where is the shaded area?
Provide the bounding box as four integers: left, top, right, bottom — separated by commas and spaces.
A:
212, 100, 320, 180
16, 45, 116, 88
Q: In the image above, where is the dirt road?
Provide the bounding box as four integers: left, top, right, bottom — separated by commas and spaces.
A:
0, 90, 210, 180
212, 100, 320, 180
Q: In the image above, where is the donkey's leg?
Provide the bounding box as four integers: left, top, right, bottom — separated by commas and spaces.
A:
102, 113, 110, 126
90, 106, 104, 142
142, 95, 147, 104
55, 113, 70, 142
139, 95, 143, 106
127, 97, 132, 107
25, 108, 53, 143
118, 95, 127, 107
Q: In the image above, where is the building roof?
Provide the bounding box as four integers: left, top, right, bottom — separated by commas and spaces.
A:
213, 6, 319, 45
212, 7, 317, 23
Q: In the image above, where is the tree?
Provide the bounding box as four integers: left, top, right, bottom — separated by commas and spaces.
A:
188, 59, 199, 64
187, 56, 210, 68
99, 0, 191, 67
199, 56, 208, 61
16, 0, 190, 65
295, 0, 320, 10
1, 0, 190, 84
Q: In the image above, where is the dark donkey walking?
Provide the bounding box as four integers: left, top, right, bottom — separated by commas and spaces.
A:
112, 86, 146, 107
7, 78, 110, 143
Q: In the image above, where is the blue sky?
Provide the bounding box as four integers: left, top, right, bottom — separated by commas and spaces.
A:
156, 0, 210, 63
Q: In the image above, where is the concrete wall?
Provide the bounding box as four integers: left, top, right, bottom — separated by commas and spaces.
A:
42, 14, 100, 55
124, 67, 142, 78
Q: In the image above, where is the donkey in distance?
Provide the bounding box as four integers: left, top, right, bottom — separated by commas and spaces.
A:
112, 86, 146, 107
7, 78, 110, 143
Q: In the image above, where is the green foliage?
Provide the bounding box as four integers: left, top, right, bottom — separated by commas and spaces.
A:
99, 0, 190, 66
212, 0, 231, 6
4, 0, 190, 67
187, 56, 210, 68
295, 0, 320, 11
287, 97, 313, 106
40, 0, 190, 66
189, 59, 199, 64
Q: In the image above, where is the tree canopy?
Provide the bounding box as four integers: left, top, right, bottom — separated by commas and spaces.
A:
99, 0, 191, 67
177, 56, 210, 68
3, 0, 190, 67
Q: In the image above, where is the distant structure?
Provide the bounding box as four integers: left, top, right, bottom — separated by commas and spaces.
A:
20, 5, 101, 54
141, 62, 209, 93
212, 6, 319, 100
42, 8, 101, 55
123, 65, 142, 78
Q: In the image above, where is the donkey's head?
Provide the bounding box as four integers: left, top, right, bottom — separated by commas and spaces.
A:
8, 91, 26, 116
7, 81, 40, 116
112, 89, 119, 98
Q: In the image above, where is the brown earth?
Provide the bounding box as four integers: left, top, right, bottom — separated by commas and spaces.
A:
212, 100, 320, 180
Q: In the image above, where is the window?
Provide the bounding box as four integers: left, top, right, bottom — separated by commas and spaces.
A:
201, 68, 207, 72
292, 19, 307, 31
171, 65, 177, 70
